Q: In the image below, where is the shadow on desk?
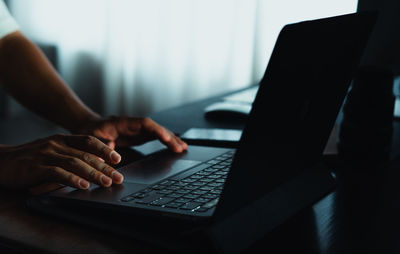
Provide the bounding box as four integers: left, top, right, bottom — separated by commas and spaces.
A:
322, 155, 400, 254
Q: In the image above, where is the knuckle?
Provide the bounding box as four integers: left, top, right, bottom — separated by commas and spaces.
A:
88, 168, 98, 180
40, 142, 57, 154
67, 173, 77, 184
101, 164, 114, 174
81, 153, 92, 163
83, 135, 92, 143
83, 135, 97, 146
66, 157, 80, 167
100, 145, 110, 156
142, 117, 152, 124
47, 139, 58, 147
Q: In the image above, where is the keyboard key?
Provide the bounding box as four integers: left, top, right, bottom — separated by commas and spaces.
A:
199, 186, 214, 191
194, 197, 211, 203
175, 197, 191, 203
194, 207, 210, 213
165, 193, 182, 198
192, 190, 207, 195
203, 193, 219, 199
120, 196, 135, 202
183, 185, 198, 191
206, 160, 219, 165
196, 171, 211, 176
180, 202, 202, 210
192, 182, 207, 187
176, 189, 191, 194
156, 189, 173, 195
150, 197, 175, 206
183, 194, 200, 199
151, 184, 165, 190
172, 181, 188, 187
182, 178, 196, 183
159, 180, 177, 186
211, 165, 225, 169
207, 174, 220, 179
165, 202, 184, 208
199, 178, 214, 183
209, 189, 222, 195
190, 175, 203, 179
166, 186, 180, 191
202, 198, 219, 209
208, 182, 224, 187
135, 195, 162, 205
132, 193, 149, 199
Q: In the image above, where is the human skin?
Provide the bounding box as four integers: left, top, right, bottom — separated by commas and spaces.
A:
0, 31, 187, 190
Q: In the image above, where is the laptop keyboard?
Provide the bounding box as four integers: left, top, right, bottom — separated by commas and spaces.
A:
120, 151, 234, 213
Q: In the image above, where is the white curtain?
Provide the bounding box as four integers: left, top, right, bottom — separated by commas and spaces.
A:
9, 0, 357, 116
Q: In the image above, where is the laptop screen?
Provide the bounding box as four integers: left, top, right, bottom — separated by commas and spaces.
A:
215, 12, 377, 218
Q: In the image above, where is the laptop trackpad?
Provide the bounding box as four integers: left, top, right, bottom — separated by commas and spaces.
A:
119, 158, 201, 185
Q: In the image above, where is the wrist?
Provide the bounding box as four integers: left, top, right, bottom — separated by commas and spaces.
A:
68, 112, 102, 134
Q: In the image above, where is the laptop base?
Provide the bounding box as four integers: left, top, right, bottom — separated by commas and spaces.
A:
27, 164, 335, 253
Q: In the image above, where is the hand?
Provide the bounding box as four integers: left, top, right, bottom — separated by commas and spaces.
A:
75, 116, 188, 152
0, 134, 124, 190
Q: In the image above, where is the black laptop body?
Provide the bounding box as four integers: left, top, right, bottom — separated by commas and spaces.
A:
27, 11, 377, 253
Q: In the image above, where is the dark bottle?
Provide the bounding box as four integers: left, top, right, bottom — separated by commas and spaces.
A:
338, 66, 394, 169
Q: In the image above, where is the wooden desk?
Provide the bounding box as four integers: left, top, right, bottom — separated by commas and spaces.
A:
1, 87, 400, 253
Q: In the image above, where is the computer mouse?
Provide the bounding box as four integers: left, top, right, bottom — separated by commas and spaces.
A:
204, 101, 251, 121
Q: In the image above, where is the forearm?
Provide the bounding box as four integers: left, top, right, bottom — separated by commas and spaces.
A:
0, 31, 100, 132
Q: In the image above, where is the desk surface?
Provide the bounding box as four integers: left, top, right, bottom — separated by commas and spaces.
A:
1, 87, 400, 253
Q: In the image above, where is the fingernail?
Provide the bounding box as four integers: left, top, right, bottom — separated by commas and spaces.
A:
100, 175, 112, 186
78, 179, 90, 189
110, 151, 121, 163
111, 171, 124, 183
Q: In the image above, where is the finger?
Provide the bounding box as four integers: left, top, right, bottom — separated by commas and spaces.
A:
162, 129, 188, 152
50, 153, 113, 187
63, 135, 121, 164
54, 145, 124, 184
44, 166, 90, 190
175, 136, 188, 150
141, 118, 185, 152
165, 134, 184, 153
94, 137, 116, 151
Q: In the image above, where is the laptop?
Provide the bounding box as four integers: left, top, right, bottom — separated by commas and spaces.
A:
27, 12, 377, 249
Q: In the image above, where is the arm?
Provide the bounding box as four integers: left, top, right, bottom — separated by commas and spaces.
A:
0, 31, 187, 190
0, 31, 186, 152
0, 31, 98, 132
